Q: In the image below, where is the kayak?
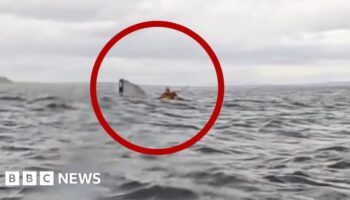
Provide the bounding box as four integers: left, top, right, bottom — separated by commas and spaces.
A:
160, 97, 174, 103
160, 96, 184, 103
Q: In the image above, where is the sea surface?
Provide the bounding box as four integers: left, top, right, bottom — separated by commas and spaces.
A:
0, 83, 350, 200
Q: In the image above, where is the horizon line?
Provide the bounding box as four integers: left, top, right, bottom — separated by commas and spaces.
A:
2, 80, 350, 87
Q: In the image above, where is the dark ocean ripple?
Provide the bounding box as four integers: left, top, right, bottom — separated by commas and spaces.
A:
0, 83, 350, 200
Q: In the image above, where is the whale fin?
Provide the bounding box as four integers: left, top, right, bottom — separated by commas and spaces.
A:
118, 79, 147, 98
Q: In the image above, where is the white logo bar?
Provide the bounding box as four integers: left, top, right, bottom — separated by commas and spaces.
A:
4, 171, 101, 186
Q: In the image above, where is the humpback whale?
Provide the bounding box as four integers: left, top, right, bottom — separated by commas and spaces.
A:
118, 79, 147, 98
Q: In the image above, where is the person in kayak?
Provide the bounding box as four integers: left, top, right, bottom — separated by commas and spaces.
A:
160, 87, 179, 100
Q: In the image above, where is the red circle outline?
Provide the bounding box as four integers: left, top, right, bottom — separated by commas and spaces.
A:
90, 21, 224, 155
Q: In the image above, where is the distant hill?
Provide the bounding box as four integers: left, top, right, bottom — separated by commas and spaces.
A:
0, 77, 12, 83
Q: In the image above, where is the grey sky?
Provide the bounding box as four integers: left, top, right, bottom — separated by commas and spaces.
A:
0, 0, 350, 85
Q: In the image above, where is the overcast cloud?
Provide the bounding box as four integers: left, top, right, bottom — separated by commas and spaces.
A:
0, 0, 350, 85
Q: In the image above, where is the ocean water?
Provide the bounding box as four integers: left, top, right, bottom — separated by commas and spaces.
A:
0, 83, 350, 200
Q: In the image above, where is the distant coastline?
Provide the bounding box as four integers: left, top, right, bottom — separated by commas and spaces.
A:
0, 77, 12, 83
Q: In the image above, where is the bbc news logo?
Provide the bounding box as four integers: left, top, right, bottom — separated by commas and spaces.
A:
4, 171, 101, 186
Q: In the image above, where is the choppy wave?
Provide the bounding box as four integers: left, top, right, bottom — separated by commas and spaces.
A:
0, 83, 350, 200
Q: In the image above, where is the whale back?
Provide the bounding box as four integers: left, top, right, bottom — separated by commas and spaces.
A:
119, 79, 147, 99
